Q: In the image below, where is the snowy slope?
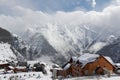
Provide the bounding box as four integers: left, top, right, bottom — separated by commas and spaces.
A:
11, 34, 30, 60
0, 43, 17, 63
0, 27, 26, 61
89, 42, 107, 53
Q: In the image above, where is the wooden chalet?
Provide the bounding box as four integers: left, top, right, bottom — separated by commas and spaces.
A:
82, 55, 115, 76
53, 53, 116, 78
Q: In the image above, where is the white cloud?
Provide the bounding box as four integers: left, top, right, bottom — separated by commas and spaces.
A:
116, 0, 120, 4
92, 0, 96, 8
0, 5, 120, 36
86, 0, 96, 8
111, 0, 120, 5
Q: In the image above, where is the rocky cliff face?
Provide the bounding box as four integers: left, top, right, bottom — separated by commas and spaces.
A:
0, 27, 13, 43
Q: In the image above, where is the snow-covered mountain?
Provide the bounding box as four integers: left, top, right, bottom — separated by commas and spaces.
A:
1, 26, 120, 64
22, 23, 100, 64
0, 27, 67, 64
11, 34, 30, 60
0, 27, 26, 62
22, 23, 120, 64
21, 23, 112, 64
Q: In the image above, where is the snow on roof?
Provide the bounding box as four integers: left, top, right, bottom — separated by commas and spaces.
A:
0, 69, 5, 74
69, 53, 100, 67
16, 66, 26, 69
0, 61, 8, 65
104, 56, 114, 65
78, 53, 99, 66
63, 63, 71, 70
8, 66, 14, 69
72, 56, 78, 62
0, 69, 5, 72
70, 53, 99, 67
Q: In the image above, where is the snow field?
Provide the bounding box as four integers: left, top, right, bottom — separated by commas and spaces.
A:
0, 43, 16, 63
0, 72, 45, 80
64, 75, 120, 80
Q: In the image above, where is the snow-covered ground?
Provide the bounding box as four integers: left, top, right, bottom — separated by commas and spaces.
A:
1, 71, 120, 80
0, 61, 53, 80
0, 43, 17, 63
0, 72, 52, 80
19, 76, 120, 80
64, 75, 120, 80
0, 60, 53, 80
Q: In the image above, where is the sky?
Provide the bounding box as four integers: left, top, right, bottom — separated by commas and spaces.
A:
0, 0, 120, 38
0, 0, 113, 14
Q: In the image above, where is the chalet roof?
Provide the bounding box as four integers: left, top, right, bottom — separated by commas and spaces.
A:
71, 56, 78, 62
0, 43, 16, 64
104, 56, 114, 65
0, 61, 9, 65
72, 53, 99, 63
79, 53, 99, 63
0, 69, 5, 74
63, 63, 71, 70
8, 66, 14, 69
78, 53, 99, 67
16, 66, 26, 69
69, 53, 100, 68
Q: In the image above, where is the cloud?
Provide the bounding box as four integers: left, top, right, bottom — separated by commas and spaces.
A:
0, 5, 120, 37
0, 0, 120, 39
0, 1, 120, 52
87, 0, 96, 8
110, 0, 120, 6
92, 0, 96, 8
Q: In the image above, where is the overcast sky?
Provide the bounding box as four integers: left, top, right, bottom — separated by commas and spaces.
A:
0, 0, 120, 38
